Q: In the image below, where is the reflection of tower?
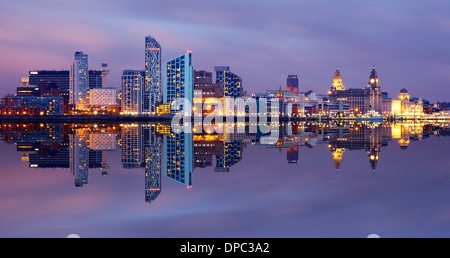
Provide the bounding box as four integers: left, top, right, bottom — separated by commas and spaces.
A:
368, 149, 380, 172
215, 140, 243, 172
286, 144, 299, 164
101, 151, 109, 176
100, 63, 110, 88
331, 148, 345, 172
69, 130, 89, 187
121, 125, 144, 168
145, 133, 162, 203
162, 132, 193, 187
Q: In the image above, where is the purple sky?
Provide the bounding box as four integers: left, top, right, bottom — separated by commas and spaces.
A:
1, 0, 450, 102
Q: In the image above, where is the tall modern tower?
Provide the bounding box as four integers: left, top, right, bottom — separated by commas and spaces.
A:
215, 66, 243, 98
286, 75, 299, 95
69, 51, 89, 110
121, 70, 145, 115
144, 36, 162, 114
163, 51, 194, 112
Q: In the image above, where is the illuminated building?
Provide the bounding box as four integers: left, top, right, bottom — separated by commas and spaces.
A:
194, 70, 224, 99
163, 51, 194, 112
287, 75, 299, 95
329, 66, 383, 115
29, 70, 70, 111
1, 95, 64, 115
89, 88, 118, 110
331, 67, 346, 91
70, 51, 89, 110
397, 88, 424, 116
121, 70, 145, 115
215, 66, 243, 98
144, 36, 162, 114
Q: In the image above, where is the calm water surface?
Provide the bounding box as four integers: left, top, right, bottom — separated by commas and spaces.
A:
0, 122, 449, 238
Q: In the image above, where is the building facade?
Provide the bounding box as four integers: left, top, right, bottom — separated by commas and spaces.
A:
121, 70, 145, 115
329, 66, 383, 115
163, 52, 194, 112
215, 66, 243, 98
69, 51, 89, 110
144, 36, 162, 114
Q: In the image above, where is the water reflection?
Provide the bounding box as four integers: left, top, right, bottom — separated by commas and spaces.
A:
1, 122, 449, 204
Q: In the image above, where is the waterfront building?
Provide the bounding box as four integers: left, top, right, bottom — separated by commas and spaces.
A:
121, 70, 145, 115
89, 88, 118, 112
329, 66, 383, 115
163, 51, 194, 112
144, 36, 162, 114
215, 66, 243, 98
69, 51, 89, 110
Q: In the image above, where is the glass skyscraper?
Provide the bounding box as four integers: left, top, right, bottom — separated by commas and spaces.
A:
144, 36, 162, 114
215, 66, 243, 98
69, 51, 89, 110
163, 51, 194, 112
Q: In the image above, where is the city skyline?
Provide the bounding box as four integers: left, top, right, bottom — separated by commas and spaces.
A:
1, 1, 450, 102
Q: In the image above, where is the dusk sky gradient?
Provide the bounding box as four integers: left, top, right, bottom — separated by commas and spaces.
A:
1, 0, 450, 102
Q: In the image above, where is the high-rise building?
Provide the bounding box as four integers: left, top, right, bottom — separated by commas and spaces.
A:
215, 66, 243, 98
89, 70, 103, 89
287, 75, 299, 95
70, 51, 89, 110
121, 124, 144, 168
163, 51, 194, 112
144, 36, 162, 114
121, 70, 145, 115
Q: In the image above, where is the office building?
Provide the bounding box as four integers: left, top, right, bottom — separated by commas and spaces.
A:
163, 51, 194, 112
121, 70, 145, 115
70, 51, 89, 110
215, 66, 243, 98
89, 70, 103, 89
144, 36, 162, 114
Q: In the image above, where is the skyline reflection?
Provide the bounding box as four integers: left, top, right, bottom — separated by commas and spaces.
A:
1, 122, 448, 204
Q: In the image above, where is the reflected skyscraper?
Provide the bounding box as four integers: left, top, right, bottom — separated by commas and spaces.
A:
145, 125, 162, 203
69, 129, 89, 187
162, 131, 193, 187
121, 125, 144, 168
